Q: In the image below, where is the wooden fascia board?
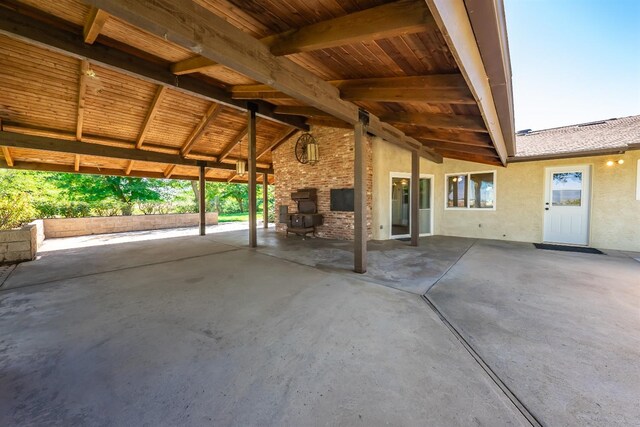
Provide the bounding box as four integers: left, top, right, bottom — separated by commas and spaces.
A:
0, 7, 308, 131
424, 0, 510, 165
0, 131, 274, 174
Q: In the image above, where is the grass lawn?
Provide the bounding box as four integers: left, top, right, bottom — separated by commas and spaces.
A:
217, 211, 264, 223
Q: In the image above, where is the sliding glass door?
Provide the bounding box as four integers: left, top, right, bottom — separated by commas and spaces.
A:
390, 174, 433, 238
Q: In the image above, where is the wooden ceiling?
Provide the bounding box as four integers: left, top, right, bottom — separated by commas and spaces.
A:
0, 0, 512, 183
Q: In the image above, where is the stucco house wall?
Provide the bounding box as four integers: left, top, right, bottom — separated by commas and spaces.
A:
372, 138, 640, 251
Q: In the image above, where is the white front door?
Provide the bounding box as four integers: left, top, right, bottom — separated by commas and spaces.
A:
543, 166, 591, 245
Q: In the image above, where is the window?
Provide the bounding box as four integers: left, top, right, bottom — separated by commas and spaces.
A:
637, 160, 640, 201
446, 171, 496, 209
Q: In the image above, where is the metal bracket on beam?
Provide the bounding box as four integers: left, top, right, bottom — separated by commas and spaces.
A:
358, 108, 370, 126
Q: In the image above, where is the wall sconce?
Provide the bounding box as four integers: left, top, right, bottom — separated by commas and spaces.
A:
295, 133, 319, 165
606, 159, 624, 167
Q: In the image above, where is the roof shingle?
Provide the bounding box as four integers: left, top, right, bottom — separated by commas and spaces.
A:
514, 115, 640, 159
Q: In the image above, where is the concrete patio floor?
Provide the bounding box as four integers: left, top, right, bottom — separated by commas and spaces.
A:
1, 226, 639, 425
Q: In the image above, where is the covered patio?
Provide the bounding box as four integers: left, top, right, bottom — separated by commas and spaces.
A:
1, 228, 639, 425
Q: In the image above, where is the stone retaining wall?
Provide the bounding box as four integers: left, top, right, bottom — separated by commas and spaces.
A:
0, 221, 40, 263
43, 213, 219, 239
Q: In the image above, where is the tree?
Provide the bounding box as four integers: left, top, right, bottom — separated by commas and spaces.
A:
221, 183, 249, 212
51, 174, 165, 215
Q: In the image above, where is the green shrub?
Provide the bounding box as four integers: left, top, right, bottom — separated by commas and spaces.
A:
174, 203, 197, 214
93, 201, 122, 217
137, 201, 173, 215
0, 192, 36, 230
33, 200, 59, 219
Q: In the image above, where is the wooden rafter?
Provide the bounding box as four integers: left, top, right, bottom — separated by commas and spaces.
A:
169, 0, 434, 74
180, 103, 223, 157
227, 172, 237, 183
1, 146, 13, 167
136, 85, 167, 149
0, 8, 308, 131
217, 124, 251, 162
256, 128, 297, 160
171, 56, 225, 76
0, 131, 274, 174
74, 154, 80, 171
380, 112, 487, 133
411, 129, 491, 146
423, 141, 497, 157
83, 7, 109, 44
232, 75, 474, 105
125, 160, 134, 175
163, 164, 176, 178
435, 149, 502, 166
274, 106, 332, 118
76, 60, 89, 141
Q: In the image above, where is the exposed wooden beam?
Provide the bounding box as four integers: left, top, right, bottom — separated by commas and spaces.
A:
136, 85, 167, 149
274, 106, 332, 118
341, 87, 474, 104
198, 164, 206, 236
380, 112, 487, 133
437, 150, 502, 166
354, 120, 367, 274
83, 0, 440, 162
248, 106, 257, 248
266, 0, 434, 56
367, 115, 442, 163
419, 139, 493, 153
74, 154, 80, 171
163, 164, 176, 178
76, 60, 89, 141
217, 124, 251, 162
86, 0, 357, 124
1, 146, 13, 167
227, 172, 237, 183
425, 0, 510, 164
0, 7, 308, 131
257, 128, 297, 160
83, 7, 109, 44
180, 103, 223, 156
431, 144, 498, 157
305, 118, 352, 130
0, 158, 250, 183
232, 74, 473, 104
411, 129, 492, 146
171, 56, 225, 76
0, 131, 274, 174
170, 0, 434, 75
125, 160, 134, 175
262, 172, 269, 229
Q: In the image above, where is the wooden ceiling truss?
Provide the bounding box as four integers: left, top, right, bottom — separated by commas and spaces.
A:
0, 0, 514, 182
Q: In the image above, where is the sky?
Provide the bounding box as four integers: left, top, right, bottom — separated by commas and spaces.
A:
504, 0, 640, 131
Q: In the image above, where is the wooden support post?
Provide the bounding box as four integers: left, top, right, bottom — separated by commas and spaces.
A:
354, 116, 367, 273
262, 172, 269, 229
199, 163, 206, 236
248, 104, 257, 247
410, 149, 419, 246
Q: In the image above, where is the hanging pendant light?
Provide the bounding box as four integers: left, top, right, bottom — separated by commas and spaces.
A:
236, 138, 246, 176
236, 159, 246, 176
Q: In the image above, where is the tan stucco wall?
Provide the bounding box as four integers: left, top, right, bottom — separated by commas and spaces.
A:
372, 138, 640, 251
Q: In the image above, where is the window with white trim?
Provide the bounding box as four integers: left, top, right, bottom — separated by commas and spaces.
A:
446, 171, 496, 209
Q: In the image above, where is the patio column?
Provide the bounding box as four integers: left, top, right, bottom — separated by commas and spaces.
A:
410, 149, 419, 246
198, 162, 206, 236
263, 172, 269, 228
248, 103, 257, 248
354, 114, 367, 273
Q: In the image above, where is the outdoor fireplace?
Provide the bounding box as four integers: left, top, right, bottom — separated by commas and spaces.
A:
279, 188, 323, 238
